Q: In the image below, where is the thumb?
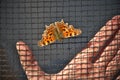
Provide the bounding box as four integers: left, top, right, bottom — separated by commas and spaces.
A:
16, 41, 46, 80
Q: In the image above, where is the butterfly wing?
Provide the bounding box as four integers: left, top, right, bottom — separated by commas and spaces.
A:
55, 19, 70, 38
38, 24, 56, 47
55, 19, 82, 38
66, 25, 82, 38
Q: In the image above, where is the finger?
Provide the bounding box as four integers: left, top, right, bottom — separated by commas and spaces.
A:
95, 30, 120, 67
16, 41, 50, 80
89, 30, 120, 78
88, 16, 120, 79
105, 49, 120, 79
16, 41, 34, 67
76, 24, 119, 66
91, 15, 120, 71
85, 16, 120, 79
85, 25, 119, 62
16, 41, 32, 56
88, 15, 120, 62
112, 15, 120, 20
106, 15, 120, 26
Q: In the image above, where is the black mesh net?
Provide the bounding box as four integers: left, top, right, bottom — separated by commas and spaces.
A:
0, 0, 120, 80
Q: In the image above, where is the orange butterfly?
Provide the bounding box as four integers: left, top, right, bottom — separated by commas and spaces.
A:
38, 19, 82, 47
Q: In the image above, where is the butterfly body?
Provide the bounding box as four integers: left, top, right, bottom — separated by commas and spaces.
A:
38, 19, 82, 47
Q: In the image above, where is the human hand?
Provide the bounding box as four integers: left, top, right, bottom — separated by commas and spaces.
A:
16, 15, 120, 80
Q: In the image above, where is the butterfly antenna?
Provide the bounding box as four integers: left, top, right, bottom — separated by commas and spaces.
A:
45, 25, 49, 28
61, 19, 64, 23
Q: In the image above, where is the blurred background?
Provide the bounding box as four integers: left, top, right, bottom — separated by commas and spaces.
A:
0, 0, 120, 80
